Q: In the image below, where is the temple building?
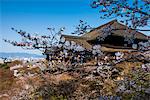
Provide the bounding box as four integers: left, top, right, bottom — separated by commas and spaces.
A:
62, 20, 149, 52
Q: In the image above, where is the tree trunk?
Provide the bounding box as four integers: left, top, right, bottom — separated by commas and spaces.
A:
46, 54, 50, 61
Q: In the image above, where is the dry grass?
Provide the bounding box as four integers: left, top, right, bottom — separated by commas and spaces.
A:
115, 61, 143, 75
0, 68, 15, 93
0, 58, 148, 99
7, 60, 22, 67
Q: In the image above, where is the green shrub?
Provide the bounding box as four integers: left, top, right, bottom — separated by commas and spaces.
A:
0, 63, 9, 69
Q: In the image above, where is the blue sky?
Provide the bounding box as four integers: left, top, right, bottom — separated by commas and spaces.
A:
0, 0, 149, 54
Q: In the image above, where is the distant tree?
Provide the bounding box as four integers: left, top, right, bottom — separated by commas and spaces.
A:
0, 57, 8, 63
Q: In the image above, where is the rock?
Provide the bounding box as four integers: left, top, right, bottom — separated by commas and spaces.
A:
10, 64, 23, 71
13, 70, 21, 77
0, 94, 9, 98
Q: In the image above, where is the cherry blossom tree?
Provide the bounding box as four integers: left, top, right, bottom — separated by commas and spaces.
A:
90, 0, 150, 44
3, 27, 65, 61
91, 0, 150, 29
71, 20, 92, 35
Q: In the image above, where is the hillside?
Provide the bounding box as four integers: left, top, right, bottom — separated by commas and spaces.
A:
0, 52, 44, 58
